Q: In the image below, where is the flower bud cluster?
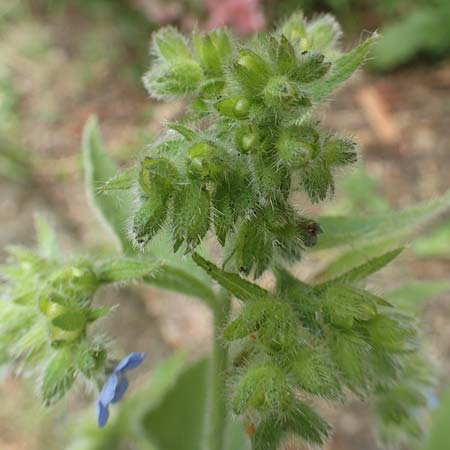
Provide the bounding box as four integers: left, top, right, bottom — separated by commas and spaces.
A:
128, 14, 357, 277
115, 12, 431, 449
0, 246, 108, 404
224, 269, 423, 448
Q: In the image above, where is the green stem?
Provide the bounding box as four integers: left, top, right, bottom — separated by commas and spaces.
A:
205, 288, 231, 450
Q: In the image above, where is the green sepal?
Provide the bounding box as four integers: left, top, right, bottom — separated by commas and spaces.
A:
51, 310, 87, 332
131, 196, 168, 247
152, 26, 191, 61
291, 346, 342, 399
232, 365, 291, 415
144, 59, 203, 99
172, 183, 210, 250
41, 348, 76, 405
295, 53, 331, 84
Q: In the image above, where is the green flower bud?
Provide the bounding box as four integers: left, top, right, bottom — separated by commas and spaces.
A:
235, 125, 259, 153
232, 365, 291, 414
214, 97, 250, 119
234, 49, 271, 94
366, 313, 417, 353
258, 303, 298, 356
323, 284, 378, 330
263, 76, 311, 109
304, 14, 342, 54
276, 125, 319, 166
292, 347, 342, 399
187, 142, 220, 179
200, 78, 225, 97
224, 298, 276, 340
322, 136, 357, 167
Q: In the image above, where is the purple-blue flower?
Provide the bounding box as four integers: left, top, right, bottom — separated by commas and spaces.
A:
97, 352, 146, 427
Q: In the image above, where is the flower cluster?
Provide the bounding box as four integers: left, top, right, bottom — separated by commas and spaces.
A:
0, 223, 155, 407
0, 245, 108, 404
125, 13, 358, 278
101, 11, 435, 448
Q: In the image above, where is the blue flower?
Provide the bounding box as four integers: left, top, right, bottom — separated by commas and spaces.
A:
97, 352, 146, 427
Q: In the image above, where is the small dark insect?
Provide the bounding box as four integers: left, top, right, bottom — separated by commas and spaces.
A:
297, 219, 323, 247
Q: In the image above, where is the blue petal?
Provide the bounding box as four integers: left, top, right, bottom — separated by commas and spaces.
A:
97, 401, 110, 428
114, 352, 146, 374
98, 373, 119, 406
111, 375, 129, 403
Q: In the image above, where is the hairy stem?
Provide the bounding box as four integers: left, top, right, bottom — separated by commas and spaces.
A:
205, 288, 231, 450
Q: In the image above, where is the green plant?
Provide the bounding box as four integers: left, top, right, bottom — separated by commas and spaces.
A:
1, 12, 449, 450
370, 0, 450, 71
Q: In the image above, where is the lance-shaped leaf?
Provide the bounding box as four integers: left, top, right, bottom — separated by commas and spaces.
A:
315, 189, 450, 250
82, 117, 134, 254
315, 247, 403, 292
306, 34, 378, 102
192, 253, 270, 302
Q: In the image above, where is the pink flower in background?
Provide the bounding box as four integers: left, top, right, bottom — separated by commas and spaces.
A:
205, 0, 266, 35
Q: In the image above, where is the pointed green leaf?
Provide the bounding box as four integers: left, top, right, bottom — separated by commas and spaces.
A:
168, 124, 196, 141
315, 189, 450, 250
192, 253, 270, 302
307, 35, 378, 102
315, 247, 403, 291
82, 117, 134, 253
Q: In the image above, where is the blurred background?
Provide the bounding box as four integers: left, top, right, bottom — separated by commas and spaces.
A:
0, 1, 449, 449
